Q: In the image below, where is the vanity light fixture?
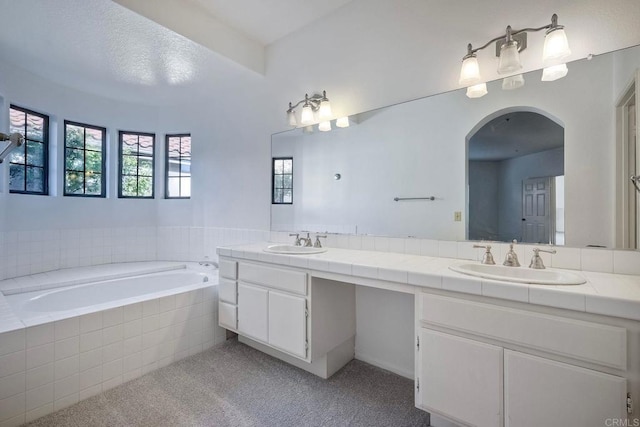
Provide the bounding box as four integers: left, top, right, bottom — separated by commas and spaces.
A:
286, 91, 332, 127
459, 13, 571, 98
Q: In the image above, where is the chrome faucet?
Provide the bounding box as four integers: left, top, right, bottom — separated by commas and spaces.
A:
503, 240, 521, 267
299, 232, 313, 247
473, 244, 495, 265
529, 247, 557, 269
314, 235, 327, 248
289, 233, 302, 246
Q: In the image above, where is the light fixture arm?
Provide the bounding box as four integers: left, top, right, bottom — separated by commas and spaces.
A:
286, 90, 328, 114
0, 132, 24, 164
466, 14, 561, 56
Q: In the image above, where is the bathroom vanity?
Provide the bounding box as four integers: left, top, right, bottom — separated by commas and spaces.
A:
217, 243, 640, 427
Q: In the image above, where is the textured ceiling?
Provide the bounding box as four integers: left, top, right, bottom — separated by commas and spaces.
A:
0, 0, 639, 110
0, 0, 262, 105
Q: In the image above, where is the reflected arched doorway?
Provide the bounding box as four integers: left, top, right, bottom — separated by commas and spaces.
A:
466, 109, 565, 244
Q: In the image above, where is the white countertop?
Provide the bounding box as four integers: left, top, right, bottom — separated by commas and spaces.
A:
218, 243, 640, 322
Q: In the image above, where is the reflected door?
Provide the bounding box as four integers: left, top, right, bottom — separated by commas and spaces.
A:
522, 177, 553, 244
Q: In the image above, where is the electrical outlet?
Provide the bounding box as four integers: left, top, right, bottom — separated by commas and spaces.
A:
454, 211, 462, 222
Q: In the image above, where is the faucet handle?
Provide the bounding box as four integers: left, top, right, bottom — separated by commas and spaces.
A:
503, 240, 521, 267
529, 247, 557, 269
473, 245, 495, 265
289, 233, 301, 246
314, 235, 327, 248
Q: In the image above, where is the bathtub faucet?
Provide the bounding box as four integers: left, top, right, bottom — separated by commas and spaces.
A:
198, 257, 219, 268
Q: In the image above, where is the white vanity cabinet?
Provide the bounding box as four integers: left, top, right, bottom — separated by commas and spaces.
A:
218, 260, 238, 331
219, 257, 356, 378
416, 293, 629, 427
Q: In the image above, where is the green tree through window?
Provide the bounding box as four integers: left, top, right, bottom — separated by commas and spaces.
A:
64, 121, 106, 197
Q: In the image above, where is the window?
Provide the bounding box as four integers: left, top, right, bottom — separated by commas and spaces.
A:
118, 131, 155, 198
8, 105, 49, 195
64, 121, 106, 197
272, 157, 293, 204
165, 134, 191, 198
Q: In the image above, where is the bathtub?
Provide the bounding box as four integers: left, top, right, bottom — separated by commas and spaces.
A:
6, 268, 212, 323
0, 262, 225, 426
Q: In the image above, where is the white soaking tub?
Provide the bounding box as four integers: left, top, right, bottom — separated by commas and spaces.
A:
0, 262, 224, 425
6, 269, 211, 322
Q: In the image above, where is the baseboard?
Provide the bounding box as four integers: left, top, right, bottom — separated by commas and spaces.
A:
354, 352, 414, 379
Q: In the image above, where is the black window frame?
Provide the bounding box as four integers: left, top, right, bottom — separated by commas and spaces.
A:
118, 130, 156, 199
8, 105, 49, 195
164, 133, 191, 199
271, 157, 293, 205
63, 120, 107, 198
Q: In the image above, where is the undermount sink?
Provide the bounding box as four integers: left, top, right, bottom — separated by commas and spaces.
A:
263, 244, 327, 255
449, 263, 586, 286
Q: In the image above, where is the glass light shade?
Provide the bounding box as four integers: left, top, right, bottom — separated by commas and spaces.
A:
541, 63, 568, 81
459, 54, 481, 86
497, 41, 522, 74
542, 28, 571, 64
300, 105, 314, 125
466, 83, 488, 98
502, 74, 525, 90
336, 116, 350, 128
287, 111, 297, 127
318, 100, 332, 120
318, 121, 331, 132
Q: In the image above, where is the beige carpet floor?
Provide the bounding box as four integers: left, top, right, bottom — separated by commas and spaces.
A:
26, 338, 430, 426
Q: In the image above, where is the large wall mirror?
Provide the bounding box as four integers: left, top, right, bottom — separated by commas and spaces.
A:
271, 44, 640, 249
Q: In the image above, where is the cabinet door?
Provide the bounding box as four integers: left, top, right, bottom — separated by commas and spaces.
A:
419, 328, 503, 427
238, 283, 268, 343
268, 291, 307, 359
504, 350, 627, 427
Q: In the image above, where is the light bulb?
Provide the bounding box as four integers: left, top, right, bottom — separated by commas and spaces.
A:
336, 117, 350, 128
319, 99, 332, 120
318, 121, 331, 132
300, 104, 314, 125
497, 41, 522, 74
466, 83, 488, 99
287, 111, 297, 127
541, 63, 568, 81
459, 54, 481, 86
543, 28, 571, 65
502, 74, 525, 90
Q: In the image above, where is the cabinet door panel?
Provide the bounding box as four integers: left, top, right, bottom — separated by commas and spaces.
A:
504, 350, 627, 427
218, 301, 237, 331
268, 291, 307, 359
419, 329, 503, 427
238, 283, 268, 343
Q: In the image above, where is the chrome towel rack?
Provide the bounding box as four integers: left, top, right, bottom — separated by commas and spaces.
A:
393, 196, 436, 202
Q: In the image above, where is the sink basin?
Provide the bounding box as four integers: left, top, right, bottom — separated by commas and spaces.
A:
449, 263, 586, 286
263, 244, 327, 255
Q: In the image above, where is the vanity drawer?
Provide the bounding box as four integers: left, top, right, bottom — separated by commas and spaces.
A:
419, 293, 626, 369
219, 278, 237, 304
239, 262, 307, 296
219, 301, 237, 330
219, 259, 237, 280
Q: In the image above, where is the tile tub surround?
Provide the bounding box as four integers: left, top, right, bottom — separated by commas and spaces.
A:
0, 287, 224, 427
218, 243, 640, 322
0, 226, 271, 281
